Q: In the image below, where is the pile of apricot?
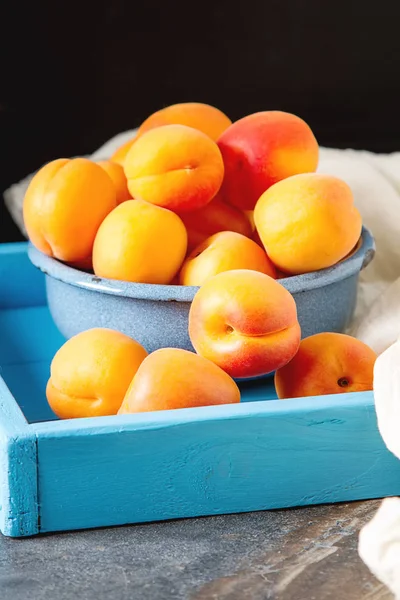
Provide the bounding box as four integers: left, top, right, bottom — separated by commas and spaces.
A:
22, 102, 375, 419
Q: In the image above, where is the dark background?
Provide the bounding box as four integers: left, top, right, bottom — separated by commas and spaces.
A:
2, 0, 400, 242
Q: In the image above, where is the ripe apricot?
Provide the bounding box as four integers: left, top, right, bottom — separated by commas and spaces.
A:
118, 348, 240, 414
254, 173, 362, 275
124, 124, 224, 213
188, 269, 301, 379
23, 158, 116, 262
180, 231, 276, 286
275, 332, 377, 399
179, 194, 252, 252
218, 111, 319, 210
110, 137, 136, 166
93, 199, 187, 284
138, 102, 231, 141
97, 160, 131, 204
47, 328, 148, 419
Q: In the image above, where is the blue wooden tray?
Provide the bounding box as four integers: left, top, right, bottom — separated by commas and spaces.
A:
1, 242, 400, 538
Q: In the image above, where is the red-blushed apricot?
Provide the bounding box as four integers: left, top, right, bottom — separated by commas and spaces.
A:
97, 160, 132, 204
179, 194, 252, 252
23, 158, 117, 262
244, 210, 256, 233
188, 269, 301, 379
92, 199, 187, 284
275, 332, 377, 399
68, 255, 94, 272
180, 231, 276, 286
217, 111, 319, 210
124, 125, 224, 213
138, 102, 232, 141
118, 348, 240, 414
46, 328, 148, 419
254, 173, 362, 275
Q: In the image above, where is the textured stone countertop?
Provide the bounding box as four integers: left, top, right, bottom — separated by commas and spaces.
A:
0, 500, 391, 600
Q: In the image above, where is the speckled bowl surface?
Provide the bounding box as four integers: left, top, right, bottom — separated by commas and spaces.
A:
28, 226, 375, 357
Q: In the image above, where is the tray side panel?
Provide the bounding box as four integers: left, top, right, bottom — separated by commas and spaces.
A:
36, 399, 400, 534
0, 433, 38, 537
0, 377, 39, 537
0, 243, 46, 309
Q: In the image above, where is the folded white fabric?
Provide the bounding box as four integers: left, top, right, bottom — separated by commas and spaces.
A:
359, 497, 400, 599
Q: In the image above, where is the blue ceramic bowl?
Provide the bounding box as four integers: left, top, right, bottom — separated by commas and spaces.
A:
28, 226, 375, 354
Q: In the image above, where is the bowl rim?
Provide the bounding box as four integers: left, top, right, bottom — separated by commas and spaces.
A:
28, 225, 375, 302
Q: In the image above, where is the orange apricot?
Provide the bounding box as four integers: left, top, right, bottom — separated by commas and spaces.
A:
275, 332, 377, 399
138, 102, 231, 141
110, 137, 136, 166
47, 328, 148, 419
118, 348, 240, 414
23, 158, 116, 262
179, 194, 252, 252
124, 124, 224, 213
97, 160, 132, 204
180, 231, 276, 286
217, 111, 319, 210
93, 199, 187, 284
254, 173, 362, 275
188, 269, 301, 379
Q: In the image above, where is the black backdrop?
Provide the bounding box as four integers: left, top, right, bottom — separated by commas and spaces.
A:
2, 0, 400, 242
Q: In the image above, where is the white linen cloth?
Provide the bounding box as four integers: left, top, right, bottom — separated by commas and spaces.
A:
5, 132, 400, 595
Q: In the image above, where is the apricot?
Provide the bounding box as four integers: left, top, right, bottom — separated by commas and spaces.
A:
110, 137, 136, 166
138, 102, 232, 141
217, 111, 319, 210
47, 328, 148, 419
180, 231, 276, 286
244, 211, 256, 233
23, 158, 116, 262
188, 269, 301, 379
97, 160, 132, 204
118, 348, 240, 414
124, 124, 224, 213
254, 173, 362, 275
68, 255, 93, 272
180, 194, 253, 252
275, 332, 376, 399
251, 228, 263, 247
93, 199, 187, 284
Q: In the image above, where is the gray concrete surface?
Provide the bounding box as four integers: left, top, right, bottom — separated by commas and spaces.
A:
0, 501, 390, 600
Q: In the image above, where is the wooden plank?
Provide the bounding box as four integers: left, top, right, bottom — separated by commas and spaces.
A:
0, 242, 46, 309
34, 393, 400, 534
0, 379, 39, 537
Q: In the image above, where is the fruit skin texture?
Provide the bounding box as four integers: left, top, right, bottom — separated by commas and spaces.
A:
110, 103, 231, 167
110, 137, 137, 166
217, 111, 319, 210
275, 332, 377, 399
118, 348, 240, 414
93, 199, 187, 284
180, 194, 252, 252
188, 269, 301, 379
137, 102, 232, 141
23, 158, 117, 262
124, 124, 224, 213
254, 173, 362, 275
97, 160, 132, 204
180, 231, 276, 286
46, 328, 148, 419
